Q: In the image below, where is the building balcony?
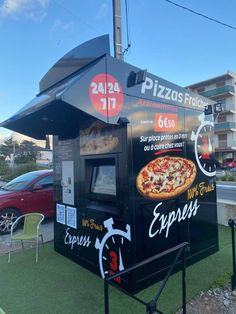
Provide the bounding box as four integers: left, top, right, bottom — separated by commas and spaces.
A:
221, 103, 235, 113
214, 104, 235, 116
214, 121, 236, 132
216, 140, 236, 149
200, 85, 234, 98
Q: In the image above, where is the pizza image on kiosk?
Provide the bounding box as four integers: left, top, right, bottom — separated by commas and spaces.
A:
80, 121, 119, 155
136, 156, 197, 200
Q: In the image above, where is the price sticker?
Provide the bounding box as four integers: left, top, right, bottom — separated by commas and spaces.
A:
89, 73, 123, 117
154, 113, 178, 132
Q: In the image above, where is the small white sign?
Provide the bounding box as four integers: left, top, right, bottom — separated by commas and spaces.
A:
66, 206, 77, 229
56, 204, 66, 224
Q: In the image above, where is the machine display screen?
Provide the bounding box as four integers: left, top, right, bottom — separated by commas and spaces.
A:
90, 165, 116, 196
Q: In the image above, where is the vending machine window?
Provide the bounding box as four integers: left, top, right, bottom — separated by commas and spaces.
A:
84, 155, 118, 214
90, 164, 116, 196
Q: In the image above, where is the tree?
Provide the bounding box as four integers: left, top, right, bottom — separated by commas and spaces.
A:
0, 138, 19, 158
14, 140, 36, 164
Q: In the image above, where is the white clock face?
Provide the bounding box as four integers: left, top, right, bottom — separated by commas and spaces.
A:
101, 234, 130, 278
192, 120, 216, 177
197, 124, 215, 173
95, 218, 131, 279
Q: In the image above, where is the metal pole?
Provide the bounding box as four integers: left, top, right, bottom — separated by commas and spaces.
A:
112, 0, 123, 60
13, 141, 15, 165
182, 247, 187, 314
104, 279, 109, 314
229, 219, 236, 290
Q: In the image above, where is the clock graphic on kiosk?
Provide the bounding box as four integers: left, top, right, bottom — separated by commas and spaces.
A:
95, 218, 131, 281
191, 113, 216, 177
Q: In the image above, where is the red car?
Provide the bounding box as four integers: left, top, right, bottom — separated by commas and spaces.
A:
0, 170, 53, 234
222, 158, 236, 169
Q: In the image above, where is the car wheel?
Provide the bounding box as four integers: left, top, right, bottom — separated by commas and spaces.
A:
0, 208, 21, 234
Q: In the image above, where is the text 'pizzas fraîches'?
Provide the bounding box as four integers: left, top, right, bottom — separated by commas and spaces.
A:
136, 156, 197, 200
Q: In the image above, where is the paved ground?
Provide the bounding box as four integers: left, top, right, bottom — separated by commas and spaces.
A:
0, 218, 54, 256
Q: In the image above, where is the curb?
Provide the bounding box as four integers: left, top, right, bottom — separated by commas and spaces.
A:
217, 181, 236, 186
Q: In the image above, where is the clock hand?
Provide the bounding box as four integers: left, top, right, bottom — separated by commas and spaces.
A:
208, 135, 213, 153
118, 248, 124, 271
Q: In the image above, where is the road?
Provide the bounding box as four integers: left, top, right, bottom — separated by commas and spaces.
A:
216, 184, 236, 202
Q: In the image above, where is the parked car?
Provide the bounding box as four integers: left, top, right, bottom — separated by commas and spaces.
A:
222, 158, 236, 169
0, 170, 53, 234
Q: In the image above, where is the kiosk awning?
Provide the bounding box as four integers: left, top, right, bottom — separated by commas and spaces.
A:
0, 66, 97, 139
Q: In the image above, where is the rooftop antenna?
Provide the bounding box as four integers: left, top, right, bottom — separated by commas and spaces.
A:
113, 0, 123, 60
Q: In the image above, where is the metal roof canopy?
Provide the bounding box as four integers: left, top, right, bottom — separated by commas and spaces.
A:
2, 99, 96, 140
0, 35, 110, 140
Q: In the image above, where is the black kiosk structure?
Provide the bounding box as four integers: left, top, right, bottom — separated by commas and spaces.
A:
1, 35, 218, 293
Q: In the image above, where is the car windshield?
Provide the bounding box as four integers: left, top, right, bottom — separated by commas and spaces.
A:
1, 173, 39, 191
223, 158, 233, 163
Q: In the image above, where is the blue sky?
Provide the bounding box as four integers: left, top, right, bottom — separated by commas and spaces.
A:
0, 0, 236, 137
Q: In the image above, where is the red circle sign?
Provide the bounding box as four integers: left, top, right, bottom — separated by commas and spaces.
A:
89, 73, 123, 117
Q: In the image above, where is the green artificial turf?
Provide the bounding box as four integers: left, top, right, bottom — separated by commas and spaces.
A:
0, 225, 232, 314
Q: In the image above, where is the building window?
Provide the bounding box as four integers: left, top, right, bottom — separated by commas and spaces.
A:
218, 134, 227, 147
216, 99, 226, 111
217, 115, 226, 123
218, 134, 227, 141
197, 87, 205, 93
216, 81, 225, 88
217, 98, 226, 105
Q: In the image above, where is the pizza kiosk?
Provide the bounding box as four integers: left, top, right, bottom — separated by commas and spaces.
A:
1, 35, 218, 293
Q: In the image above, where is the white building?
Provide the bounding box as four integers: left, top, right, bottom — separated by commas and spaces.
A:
35, 148, 52, 166
187, 71, 236, 162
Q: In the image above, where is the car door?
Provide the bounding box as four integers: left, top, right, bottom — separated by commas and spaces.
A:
25, 174, 53, 217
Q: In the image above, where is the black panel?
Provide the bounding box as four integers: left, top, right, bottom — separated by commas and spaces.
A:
40, 35, 110, 92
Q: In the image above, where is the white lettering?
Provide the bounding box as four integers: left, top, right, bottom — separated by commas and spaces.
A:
149, 199, 200, 238
148, 203, 162, 238
157, 85, 165, 98
153, 80, 158, 96
141, 77, 153, 94
165, 87, 171, 100
172, 90, 178, 102
178, 93, 183, 103
141, 76, 208, 109
64, 228, 92, 250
